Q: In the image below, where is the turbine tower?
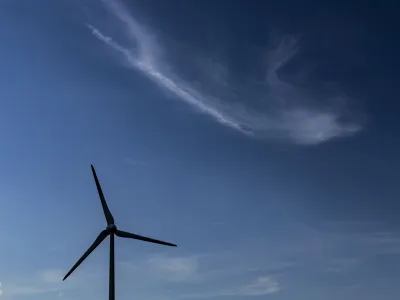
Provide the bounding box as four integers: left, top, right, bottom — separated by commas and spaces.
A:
63, 165, 177, 300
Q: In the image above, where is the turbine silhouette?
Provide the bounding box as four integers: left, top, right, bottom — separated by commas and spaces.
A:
63, 164, 177, 300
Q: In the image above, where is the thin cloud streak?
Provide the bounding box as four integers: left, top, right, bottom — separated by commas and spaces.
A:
220, 276, 282, 296
147, 255, 200, 282
124, 157, 148, 166
184, 276, 281, 298
89, 0, 363, 145
88, 24, 250, 135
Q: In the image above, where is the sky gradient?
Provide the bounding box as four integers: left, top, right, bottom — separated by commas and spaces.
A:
1, 0, 400, 300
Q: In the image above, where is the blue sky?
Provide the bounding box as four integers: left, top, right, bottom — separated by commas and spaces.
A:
0, 0, 400, 299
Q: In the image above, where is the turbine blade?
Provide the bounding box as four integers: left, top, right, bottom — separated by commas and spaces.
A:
91, 164, 115, 225
116, 230, 177, 247
63, 230, 109, 281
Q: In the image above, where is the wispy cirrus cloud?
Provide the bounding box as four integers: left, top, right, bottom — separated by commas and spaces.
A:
87, 0, 364, 145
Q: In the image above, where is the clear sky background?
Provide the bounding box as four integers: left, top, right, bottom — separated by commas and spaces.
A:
0, 0, 400, 299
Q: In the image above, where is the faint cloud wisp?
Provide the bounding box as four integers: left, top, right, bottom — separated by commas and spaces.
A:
0, 268, 100, 299
40, 269, 64, 284
221, 276, 281, 296
0, 283, 59, 297
185, 276, 281, 298
124, 157, 148, 167
147, 255, 200, 282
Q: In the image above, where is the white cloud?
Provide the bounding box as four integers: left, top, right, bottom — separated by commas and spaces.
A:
1, 283, 59, 297
118, 255, 202, 283
0, 269, 66, 298
147, 256, 199, 282
40, 269, 64, 283
324, 257, 360, 273
0, 268, 99, 299
221, 276, 281, 296
281, 108, 361, 144
185, 276, 281, 298
88, 0, 364, 145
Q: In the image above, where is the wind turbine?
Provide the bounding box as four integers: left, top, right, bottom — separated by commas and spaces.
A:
63, 165, 177, 300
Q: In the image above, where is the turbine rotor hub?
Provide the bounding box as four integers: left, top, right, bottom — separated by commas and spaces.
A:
107, 224, 117, 233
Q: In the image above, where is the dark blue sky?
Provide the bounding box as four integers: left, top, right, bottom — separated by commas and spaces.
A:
0, 1, 400, 300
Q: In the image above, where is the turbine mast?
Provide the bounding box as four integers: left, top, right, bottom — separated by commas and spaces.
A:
110, 233, 115, 300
